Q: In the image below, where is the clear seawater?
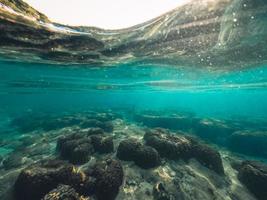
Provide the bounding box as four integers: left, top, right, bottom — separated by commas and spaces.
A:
1, 59, 267, 200
1, 59, 267, 151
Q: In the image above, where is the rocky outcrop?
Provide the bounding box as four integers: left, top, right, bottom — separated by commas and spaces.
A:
80, 119, 113, 132
144, 128, 192, 160
229, 131, 267, 158
117, 138, 161, 169
144, 128, 224, 174
57, 132, 113, 164
90, 135, 114, 154
41, 184, 85, 200
86, 159, 124, 200
14, 158, 123, 200
238, 161, 267, 200
14, 160, 84, 200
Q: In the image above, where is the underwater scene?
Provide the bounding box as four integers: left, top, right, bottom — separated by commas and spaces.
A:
1, 0, 267, 200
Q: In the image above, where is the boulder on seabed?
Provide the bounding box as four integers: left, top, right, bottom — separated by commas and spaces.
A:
41, 184, 87, 200
116, 138, 142, 161
80, 119, 113, 132
14, 160, 84, 200
238, 160, 267, 200
57, 133, 94, 164
86, 159, 123, 200
229, 131, 267, 158
90, 135, 114, 154
117, 138, 160, 169
193, 119, 235, 145
144, 128, 224, 174
57, 131, 114, 164
134, 113, 196, 131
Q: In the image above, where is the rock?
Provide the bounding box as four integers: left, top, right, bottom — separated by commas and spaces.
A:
57, 134, 94, 164
70, 142, 94, 164
153, 182, 173, 200
135, 146, 161, 169
91, 135, 114, 154
188, 137, 224, 174
116, 138, 142, 161
87, 127, 104, 135
56, 133, 84, 151
144, 129, 224, 174
57, 132, 114, 164
117, 139, 160, 169
194, 119, 235, 145
134, 113, 196, 131
229, 131, 267, 158
14, 160, 84, 200
80, 119, 113, 132
87, 159, 123, 200
2, 153, 25, 170
238, 160, 267, 200
144, 128, 191, 160
41, 184, 82, 200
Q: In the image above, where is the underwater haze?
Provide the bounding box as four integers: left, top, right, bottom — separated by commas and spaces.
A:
0, 0, 267, 200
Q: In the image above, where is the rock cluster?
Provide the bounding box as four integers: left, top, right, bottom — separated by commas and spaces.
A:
57, 128, 114, 164
117, 138, 160, 169
238, 160, 267, 200
14, 159, 123, 200
41, 184, 84, 200
144, 128, 224, 174
116, 128, 224, 174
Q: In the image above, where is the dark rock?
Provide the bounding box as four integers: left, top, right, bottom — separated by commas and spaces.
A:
56, 133, 84, 151
188, 137, 224, 174
80, 119, 113, 132
116, 138, 142, 161
41, 184, 81, 200
77, 176, 96, 197
92, 112, 118, 122
57, 134, 94, 164
144, 128, 191, 160
91, 135, 114, 154
194, 119, 235, 145
238, 161, 267, 200
87, 127, 104, 135
144, 129, 224, 174
229, 131, 267, 158
135, 146, 161, 169
3, 153, 25, 170
153, 182, 172, 200
88, 159, 123, 200
14, 160, 84, 200
70, 142, 94, 164
135, 113, 196, 131
117, 139, 160, 169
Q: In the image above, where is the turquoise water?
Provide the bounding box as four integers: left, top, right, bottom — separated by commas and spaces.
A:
1, 0, 267, 199
1, 60, 267, 157
1, 60, 267, 118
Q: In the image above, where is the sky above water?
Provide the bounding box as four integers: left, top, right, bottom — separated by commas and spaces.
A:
24, 0, 187, 29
